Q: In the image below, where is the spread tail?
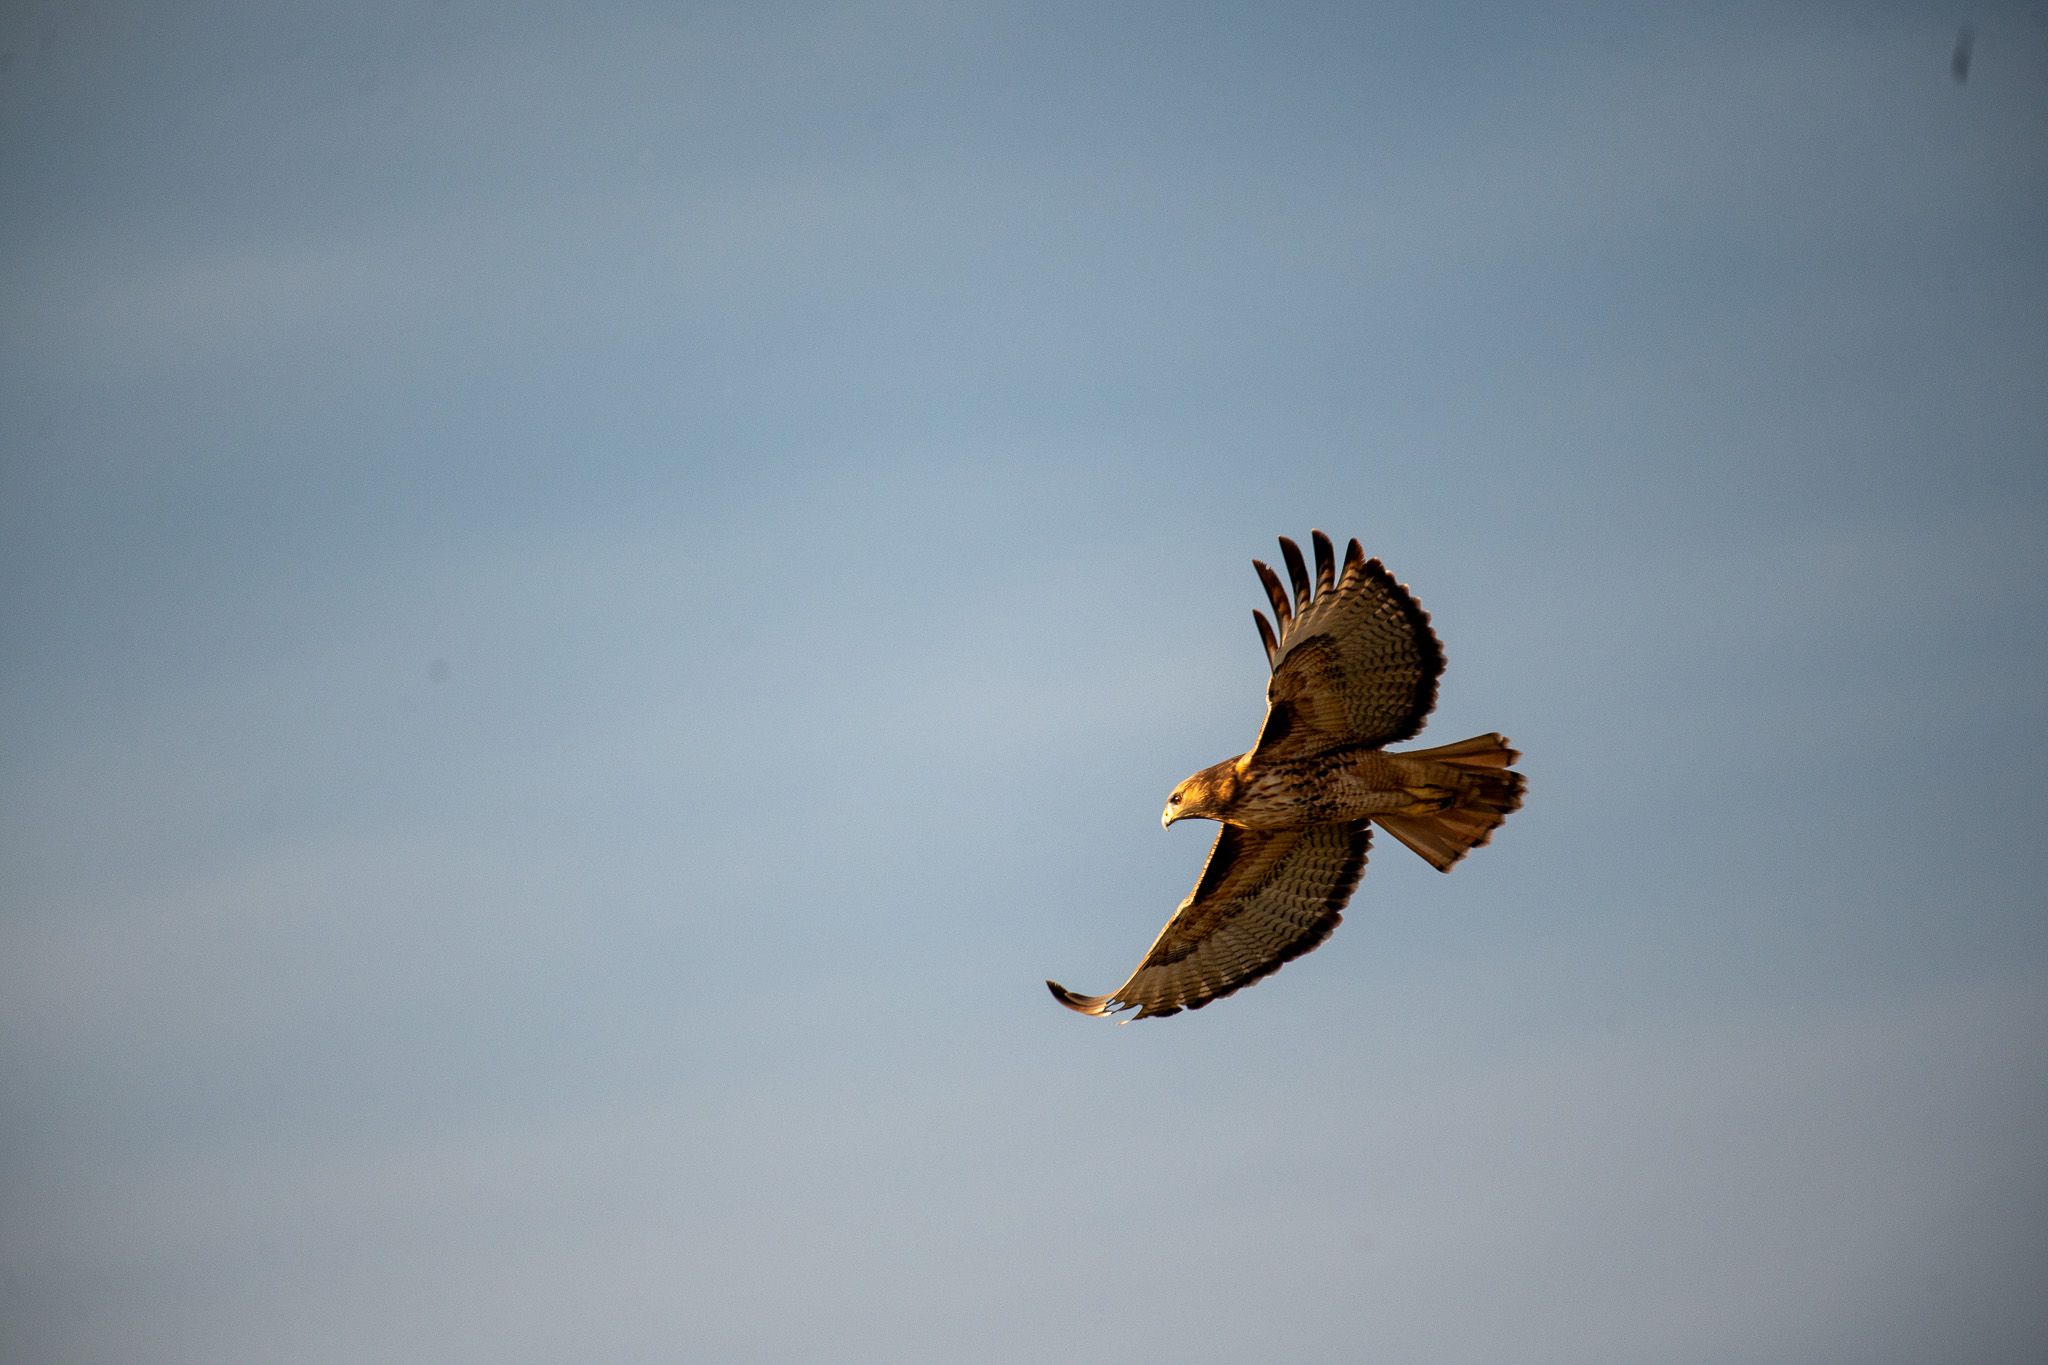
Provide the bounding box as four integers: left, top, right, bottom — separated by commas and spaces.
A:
1375, 733, 1525, 872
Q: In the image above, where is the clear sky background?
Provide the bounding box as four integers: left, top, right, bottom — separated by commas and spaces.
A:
4, 2, 2045, 1361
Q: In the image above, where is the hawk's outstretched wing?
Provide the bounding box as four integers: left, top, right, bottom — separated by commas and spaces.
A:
1046, 822, 1369, 1019
1248, 530, 1443, 761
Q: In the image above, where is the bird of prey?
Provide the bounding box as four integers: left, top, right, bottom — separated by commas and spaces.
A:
1047, 532, 1524, 1019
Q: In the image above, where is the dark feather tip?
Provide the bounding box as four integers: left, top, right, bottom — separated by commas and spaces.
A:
1252, 559, 1292, 625
1279, 536, 1311, 609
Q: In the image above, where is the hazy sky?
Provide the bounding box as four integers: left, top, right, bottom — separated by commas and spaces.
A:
4, 2, 2045, 1361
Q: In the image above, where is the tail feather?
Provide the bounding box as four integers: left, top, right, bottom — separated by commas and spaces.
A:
1375, 814, 1470, 870
1403, 731, 1521, 768
1377, 733, 1525, 872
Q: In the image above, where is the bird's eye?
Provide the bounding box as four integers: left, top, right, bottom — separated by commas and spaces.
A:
1169, 793, 1182, 805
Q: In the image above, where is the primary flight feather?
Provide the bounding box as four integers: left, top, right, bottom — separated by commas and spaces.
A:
1047, 531, 1524, 1020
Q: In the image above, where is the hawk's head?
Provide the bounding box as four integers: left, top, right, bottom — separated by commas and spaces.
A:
1163, 759, 1243, 828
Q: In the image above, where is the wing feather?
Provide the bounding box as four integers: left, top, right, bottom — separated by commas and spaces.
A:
1252, 559, 1293, 630
1279, 536, 1312, 611
1046, 823, 1370, 1019
1248, 532, 1444, 756
1252, 609, 1279, 666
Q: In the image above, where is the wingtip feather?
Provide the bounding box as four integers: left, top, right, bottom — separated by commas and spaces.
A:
1046, 979, 1112, 1015
1251, 559, 1292, 626
1253, 609, 1278, 665
1279, 536, 1311, 610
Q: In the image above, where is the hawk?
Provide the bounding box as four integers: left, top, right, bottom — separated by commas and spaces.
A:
1047, 531, 1524, 1020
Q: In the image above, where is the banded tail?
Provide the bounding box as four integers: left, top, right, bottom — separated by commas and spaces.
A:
1375, 732, 1524, 872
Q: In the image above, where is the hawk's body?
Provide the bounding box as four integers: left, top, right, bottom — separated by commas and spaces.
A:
1047, 532, 1524, 1020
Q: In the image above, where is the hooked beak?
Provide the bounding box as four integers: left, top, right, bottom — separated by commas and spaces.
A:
1162, 803, 1182, 829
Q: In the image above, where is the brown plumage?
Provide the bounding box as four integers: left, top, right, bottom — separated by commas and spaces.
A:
1047, 531, 1524, 1020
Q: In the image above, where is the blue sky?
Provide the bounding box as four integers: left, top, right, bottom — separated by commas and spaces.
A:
4, 2, 2046, 1361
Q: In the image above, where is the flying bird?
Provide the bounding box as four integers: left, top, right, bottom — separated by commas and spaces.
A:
1047, 532, 1524, 1019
